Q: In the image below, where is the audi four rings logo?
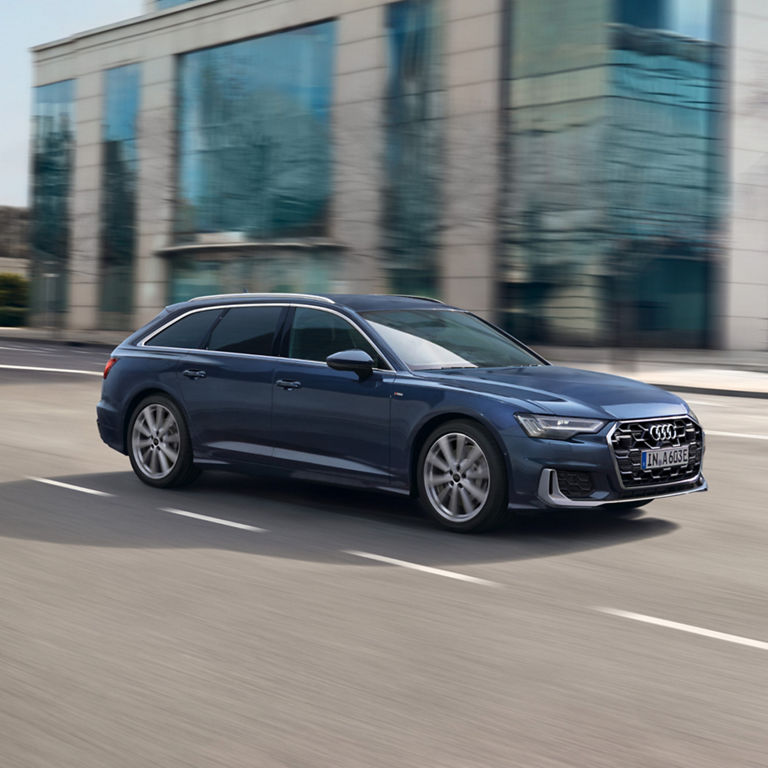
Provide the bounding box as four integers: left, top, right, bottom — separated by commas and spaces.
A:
650, 423, 675, 442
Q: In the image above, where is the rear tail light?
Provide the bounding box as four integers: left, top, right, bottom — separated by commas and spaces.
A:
103, 357, 118, 379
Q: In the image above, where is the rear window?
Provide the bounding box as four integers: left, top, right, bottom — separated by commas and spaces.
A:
207, 306, 283, 356
145, 309, 220, 349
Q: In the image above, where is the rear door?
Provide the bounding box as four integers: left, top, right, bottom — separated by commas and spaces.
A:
270, 306, 395, 486
176, 304, 287, 465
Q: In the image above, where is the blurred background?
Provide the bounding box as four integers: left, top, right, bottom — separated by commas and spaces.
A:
1, 0, 766, 349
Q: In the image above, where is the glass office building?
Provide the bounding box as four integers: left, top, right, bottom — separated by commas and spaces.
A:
29, 0, 765, 349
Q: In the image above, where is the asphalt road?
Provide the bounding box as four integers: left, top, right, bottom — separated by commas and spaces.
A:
1, 340, 767, 767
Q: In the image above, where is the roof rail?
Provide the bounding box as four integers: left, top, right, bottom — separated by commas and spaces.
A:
394, 295, 445, 304
190, 292, 335, 304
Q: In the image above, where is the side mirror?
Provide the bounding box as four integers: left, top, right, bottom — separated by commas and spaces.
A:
326, 349, 375, 380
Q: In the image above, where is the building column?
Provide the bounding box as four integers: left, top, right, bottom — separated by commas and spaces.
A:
331, 6, 387, 293
440, 0, 504, 316
440, 0, 504, 317
134, 56, 175, 327
67, 72, 103, 330
724, 1, 768, 350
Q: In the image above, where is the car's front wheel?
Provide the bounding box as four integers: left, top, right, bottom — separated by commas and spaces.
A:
417, 420, 509, 532
128, 395, 198, 488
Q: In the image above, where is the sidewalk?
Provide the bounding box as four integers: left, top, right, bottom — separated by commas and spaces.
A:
2, 327, 767, 398
537, 346, 768, 399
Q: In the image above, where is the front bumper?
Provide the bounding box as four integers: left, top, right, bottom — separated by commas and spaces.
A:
501, 415, 706, 510
537, 468, 708, 508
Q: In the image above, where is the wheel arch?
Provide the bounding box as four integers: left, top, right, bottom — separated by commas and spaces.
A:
408, 411, 509, 496
121, 386, 185, 454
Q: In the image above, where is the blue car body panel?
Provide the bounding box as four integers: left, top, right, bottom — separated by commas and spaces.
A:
98, 294, 707, 509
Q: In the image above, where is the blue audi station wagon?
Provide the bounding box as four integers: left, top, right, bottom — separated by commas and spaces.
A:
97, 294, 707, 531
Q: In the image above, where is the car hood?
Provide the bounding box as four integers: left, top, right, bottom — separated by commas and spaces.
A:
416, 365, 688, 420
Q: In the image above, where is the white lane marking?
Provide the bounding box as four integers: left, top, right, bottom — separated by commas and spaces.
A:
707, 430, 768, 441
597, 608, 768, 651
344, 550, 499, 587
0, 364, 102, 376
160, 507, 266, 532
28, 476, 114, 497
684, 399, 726, 408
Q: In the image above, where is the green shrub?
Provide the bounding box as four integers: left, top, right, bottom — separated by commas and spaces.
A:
0, 307, 27, 326
0, 273, 30, 326
0, 273, 29, 307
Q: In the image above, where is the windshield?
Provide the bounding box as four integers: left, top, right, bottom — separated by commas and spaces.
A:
360, 309, 543, 370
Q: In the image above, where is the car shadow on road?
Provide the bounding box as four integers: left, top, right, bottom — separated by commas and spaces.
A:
0, 470, 679, 568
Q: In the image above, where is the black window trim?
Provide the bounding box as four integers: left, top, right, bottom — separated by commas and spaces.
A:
137, 302, 394, 372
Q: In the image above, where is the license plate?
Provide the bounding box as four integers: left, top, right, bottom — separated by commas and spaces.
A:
641, 445, 689, 470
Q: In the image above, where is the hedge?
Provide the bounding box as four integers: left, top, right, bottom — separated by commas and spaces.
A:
0, 273, 29, 326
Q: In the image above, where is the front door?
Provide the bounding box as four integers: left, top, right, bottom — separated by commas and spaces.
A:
271, 306, 395, 487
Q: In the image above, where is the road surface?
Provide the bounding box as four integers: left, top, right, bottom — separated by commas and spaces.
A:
1, 340, 766, 767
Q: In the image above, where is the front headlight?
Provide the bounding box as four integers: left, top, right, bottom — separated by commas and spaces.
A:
515, 413, 606, 440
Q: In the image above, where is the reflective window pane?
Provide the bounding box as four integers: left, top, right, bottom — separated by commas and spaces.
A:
288, 308, 379, 364
383, 0, 443, 296
30, 80, 75, 320
500, 0, 722, 347
100, 64, 140, 330
176, 22, 336, 242
146, 309, 220, 348
207, 306, 283, 355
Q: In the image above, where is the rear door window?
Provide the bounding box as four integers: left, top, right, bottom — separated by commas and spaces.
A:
206, 305, 284, 356
145, 309, 220, 349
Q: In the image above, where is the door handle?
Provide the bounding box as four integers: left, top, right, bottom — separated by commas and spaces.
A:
276, 379, 302, 390
183, 369, 207, 380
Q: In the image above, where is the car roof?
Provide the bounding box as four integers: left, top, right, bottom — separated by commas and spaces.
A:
165, 293, 452, 313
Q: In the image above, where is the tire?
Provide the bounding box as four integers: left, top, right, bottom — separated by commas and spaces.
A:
127, 394, 199, 488
417, 420, 509, 533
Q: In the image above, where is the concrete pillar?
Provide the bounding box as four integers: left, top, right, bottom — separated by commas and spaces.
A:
67, 72, 103, 331
331, 6, 387, 294
134, 56, 175, 327
724, 0, 768, 349
440, 0, 504, 317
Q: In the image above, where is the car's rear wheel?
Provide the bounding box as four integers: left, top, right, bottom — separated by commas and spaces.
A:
417, 420, 508, 532
128, 395, 198, 488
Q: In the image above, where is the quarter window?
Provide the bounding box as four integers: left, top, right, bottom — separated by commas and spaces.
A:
207, 306, 283, 355
288, 308, 382, 366
145, 309, 220, 349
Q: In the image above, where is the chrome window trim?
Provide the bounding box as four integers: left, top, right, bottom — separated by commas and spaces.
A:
605, 415, 703, 491
190, 292, 334, 304
137, 302, 395, 372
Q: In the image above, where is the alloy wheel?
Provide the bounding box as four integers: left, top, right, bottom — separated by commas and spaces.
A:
131, 403, 181, 480
423, 432, 491, 521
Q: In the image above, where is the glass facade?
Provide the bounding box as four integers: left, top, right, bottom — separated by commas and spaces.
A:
175, 22, 336, 243
30, 80, 75, 323
167, 247, 344, 304
501, 0, 723, 346
383, 0, 443, 295
100, 64, 140, 330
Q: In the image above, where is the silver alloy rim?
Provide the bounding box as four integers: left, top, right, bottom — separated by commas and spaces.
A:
423, 432, 491, 521
131, 403, 181, 480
